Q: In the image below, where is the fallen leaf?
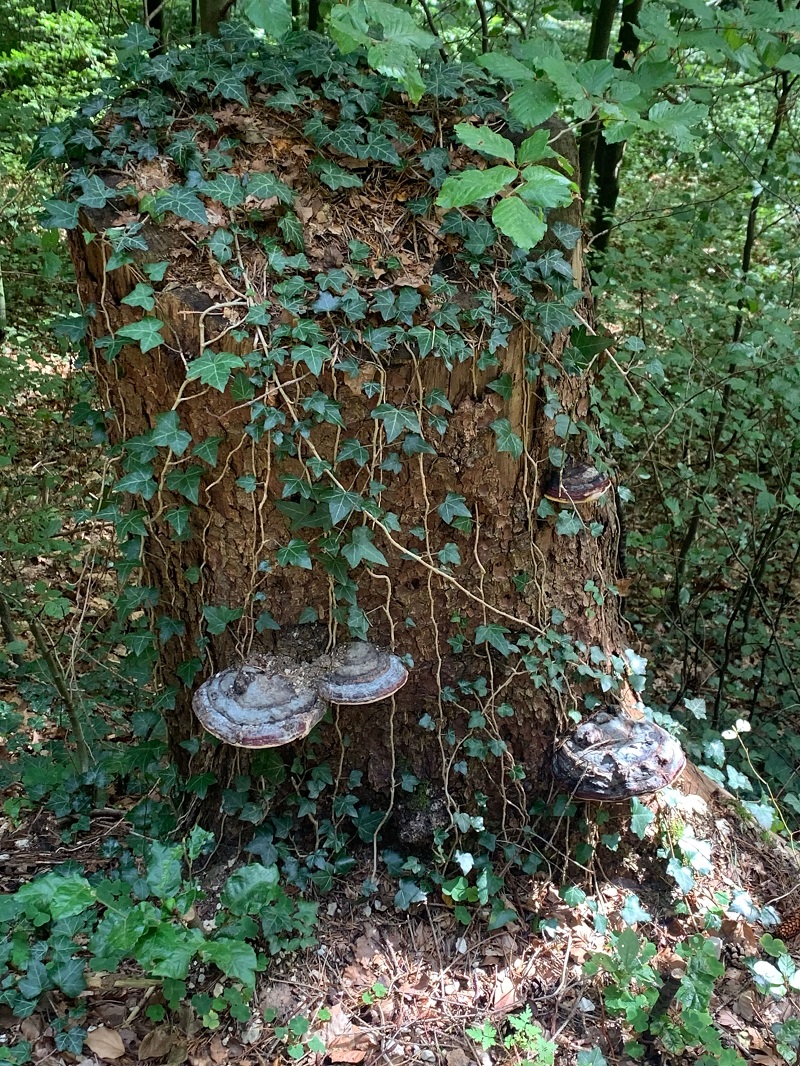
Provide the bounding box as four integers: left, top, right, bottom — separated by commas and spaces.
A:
327, 1052, 366, 1063
139, 1028, 176, 1060
86, 1027, 126, 1060
209, 1036, 226, 1064
492, 969, 519, 1013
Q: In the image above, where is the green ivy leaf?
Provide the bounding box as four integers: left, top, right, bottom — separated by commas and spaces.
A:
165, 465, 203, 504
193, 436, 224, 465
211, 70, 249, 107
244, 171, 294, 204
117, 317, 165, 353
155, 186, 209, 225
437, 492, 471, 525
371, 403, 421, 444
41, 199, 80, 230
490, 418, 523, 460
555, 510, 583, 536
277, 538, 312, 569
342, 526, 387, 568
203, 605, 244, 635
326, 487, 363, 525
121, 283, 156, 311
310, 159, 364, 191
491, 197, 546, 251
475, 623, 516, 657
114, 466, 157, 500
186, 350, 246, 391
200, 173, 245, 208
152, 411, 192, 456
436, 166, 518, 209
630, 797, 655, 840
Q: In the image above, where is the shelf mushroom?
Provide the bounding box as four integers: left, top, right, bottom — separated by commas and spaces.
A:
317, 641, 408, 705
552, 707, 686, 801
193, 659, 328, 748
543, 460, 611, 506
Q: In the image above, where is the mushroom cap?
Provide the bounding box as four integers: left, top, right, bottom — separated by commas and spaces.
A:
318, 641, 408, 704
543, 461, 611, 505
552, 708, 686, 801
193, 659, 328, 748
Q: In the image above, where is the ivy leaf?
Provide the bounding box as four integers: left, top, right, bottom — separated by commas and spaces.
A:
193, 436, 224, 465
394, 880, 427, 910
121, 283, 156, 311
116, 317, 165, 353
244, 171, 294, 204
454, 123, 516, 163
278, 211, 305, 250
41, 199, 80, 230
336, 438, 370, 466
186, 350, 246, 391
342, 526, 387, 568
277, 538, 312, 569
436, 166, 518, 209
475, 623, 517, 657
211, 70, 249, 106
114, 466, 157, 500
203, 605, 244, 635
437, 492, 472, 525
555, 510, 583, 536
310, 159, 364, 191
371, 403, 421, 444
491, 197, 546, 251
155, 186, 209, 225
200, 173, 245, 208
165, 465, 203, 504
326, 487, 363, 525
152, 411, 192, 456
630, 797, 655, 840
509, 81, 559, 127
490, 418, 523, 460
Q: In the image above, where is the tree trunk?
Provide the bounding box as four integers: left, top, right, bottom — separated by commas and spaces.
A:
199, 0, 230, 35
67, 103, 627, 835
577, 0, 620, 204
590, 0, 643, 251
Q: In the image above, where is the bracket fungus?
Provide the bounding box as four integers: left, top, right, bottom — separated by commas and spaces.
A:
317, 641, 408, 705
193, 658, 328, 748
552, 708, 686, 801
543, 460, 612, 506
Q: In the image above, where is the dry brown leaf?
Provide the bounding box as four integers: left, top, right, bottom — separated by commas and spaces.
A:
491, 969, 519, 1013
138, 1028, 176, 1061
209, 1035, 227, 1064
86, 1027, 126, 1060
327, 1052, 366, 1063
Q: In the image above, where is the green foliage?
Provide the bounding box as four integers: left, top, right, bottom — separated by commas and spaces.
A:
0, 842, 317, 1036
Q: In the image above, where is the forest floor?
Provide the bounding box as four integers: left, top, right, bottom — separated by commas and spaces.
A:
2, 335, 800, 1066
1, 776, 800, 1066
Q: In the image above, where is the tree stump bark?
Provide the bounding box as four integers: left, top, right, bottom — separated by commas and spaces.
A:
67, 87, 627, 835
